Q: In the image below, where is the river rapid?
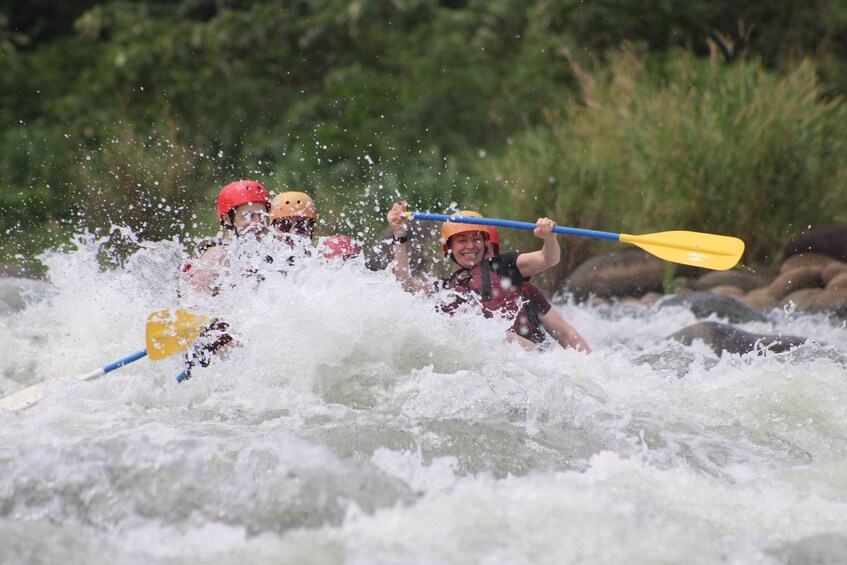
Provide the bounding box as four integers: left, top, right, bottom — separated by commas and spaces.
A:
2, 233, 847, 565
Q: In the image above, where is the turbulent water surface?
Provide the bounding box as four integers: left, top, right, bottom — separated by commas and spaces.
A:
2, 235, 847, 564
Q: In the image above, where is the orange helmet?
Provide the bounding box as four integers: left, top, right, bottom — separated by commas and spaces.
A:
271, 192, 317, 221
440, 211, 490, 256
217, 180, 270, 223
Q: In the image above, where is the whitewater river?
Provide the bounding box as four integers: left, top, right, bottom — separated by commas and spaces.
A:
2, 234, 847, 564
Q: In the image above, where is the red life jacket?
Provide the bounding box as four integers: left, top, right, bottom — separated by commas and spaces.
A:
440, 253, 546, 343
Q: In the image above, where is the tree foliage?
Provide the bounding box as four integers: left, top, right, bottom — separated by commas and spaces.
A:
1, 0, 846, 269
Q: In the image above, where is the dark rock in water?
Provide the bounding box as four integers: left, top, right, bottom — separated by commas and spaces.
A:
635, 344, 720, 379
0, 277, 53, 314
769, 533, 847, 565
659, 291, 767, 323
667, 321, 806, 355
784, 225, 847, 262
365, 221, 439, 276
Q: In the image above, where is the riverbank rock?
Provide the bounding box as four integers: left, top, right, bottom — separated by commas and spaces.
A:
784, 226, 847, 262
658, 292, 767, 323
690, 270, 769, 293
572, 250, 847, 319
564, 249, 707, 301
666, 321, 806, 355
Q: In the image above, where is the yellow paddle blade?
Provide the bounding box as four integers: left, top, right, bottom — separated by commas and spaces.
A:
620, 231, 745, 271
146, 309, 215, 361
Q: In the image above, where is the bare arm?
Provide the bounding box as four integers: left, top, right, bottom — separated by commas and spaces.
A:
515, 218, 560, 277
540, 308, 591, 352
505, 331, 540, 350
186, 246, 228, 295
387, 202, 435, 295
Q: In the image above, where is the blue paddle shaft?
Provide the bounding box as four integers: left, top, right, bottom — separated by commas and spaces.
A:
409, 212, 621, 242
102, 350, 148, 374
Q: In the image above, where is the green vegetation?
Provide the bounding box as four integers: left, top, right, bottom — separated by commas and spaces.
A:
477, 46, 847, 283
1, 0, 846, 276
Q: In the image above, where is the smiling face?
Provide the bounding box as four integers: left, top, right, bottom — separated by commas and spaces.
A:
448, 231, 487, 268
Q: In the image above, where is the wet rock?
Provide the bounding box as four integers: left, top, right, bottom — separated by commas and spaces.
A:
707, 284, 746, 299
564, 249, 663, 300
769, 533, 847, 565
766, 266, 824, 300
822, 262, 847, 287
780, 288, 821, 310
564, 249, 707, 301
635, 344, 719, 379
813, 287, 847, 318
691, 270, 769, 293
0, 277, 53, 314
639, 291, 663, 304
783, 225, 847, 262
667, 321, 806, 355
658, 291, 767, 323
780, 252, 835, 273
739, 287, 780, 312
826, 271, 847, 290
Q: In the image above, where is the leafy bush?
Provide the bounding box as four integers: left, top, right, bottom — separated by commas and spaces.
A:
477, 46, 847, 278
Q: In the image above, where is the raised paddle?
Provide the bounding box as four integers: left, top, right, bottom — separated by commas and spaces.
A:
409, 212, 745, 271
0, 309, 214, 412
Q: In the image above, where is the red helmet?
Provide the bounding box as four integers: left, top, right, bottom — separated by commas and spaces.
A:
319, 234, 361, 260
488, 226, 500, 253
217, 180, 270, 222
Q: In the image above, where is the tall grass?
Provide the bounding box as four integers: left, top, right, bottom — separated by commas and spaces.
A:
476, 45, 847, 277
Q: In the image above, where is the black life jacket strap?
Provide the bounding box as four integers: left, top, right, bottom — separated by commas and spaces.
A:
521, 287, 542, 329
480, 259, 492, 302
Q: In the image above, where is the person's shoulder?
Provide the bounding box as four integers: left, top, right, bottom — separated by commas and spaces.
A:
490, 250, 520, 263
489, 251, 522, 274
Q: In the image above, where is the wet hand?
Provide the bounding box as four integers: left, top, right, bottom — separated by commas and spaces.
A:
533, 217, 557, 240
387, 202, 409, 236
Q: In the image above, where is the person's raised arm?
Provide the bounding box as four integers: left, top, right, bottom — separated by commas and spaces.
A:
387, 202, 434, 295
540, 309, 591, 353
515, 218, 560, 277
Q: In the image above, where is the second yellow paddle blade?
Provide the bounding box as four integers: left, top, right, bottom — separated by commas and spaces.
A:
620, 231, 745, 271
146, 309, 215, 361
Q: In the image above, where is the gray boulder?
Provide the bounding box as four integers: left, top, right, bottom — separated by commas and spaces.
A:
691, 270, 769, 293
659, 291, 767, 323
564, 248, 708, 301
667, 321, 806, 355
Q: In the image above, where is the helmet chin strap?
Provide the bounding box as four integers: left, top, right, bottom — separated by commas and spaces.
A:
222, 213, 241, 238
222, 216, 249, 239
224, 210, 253, 239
